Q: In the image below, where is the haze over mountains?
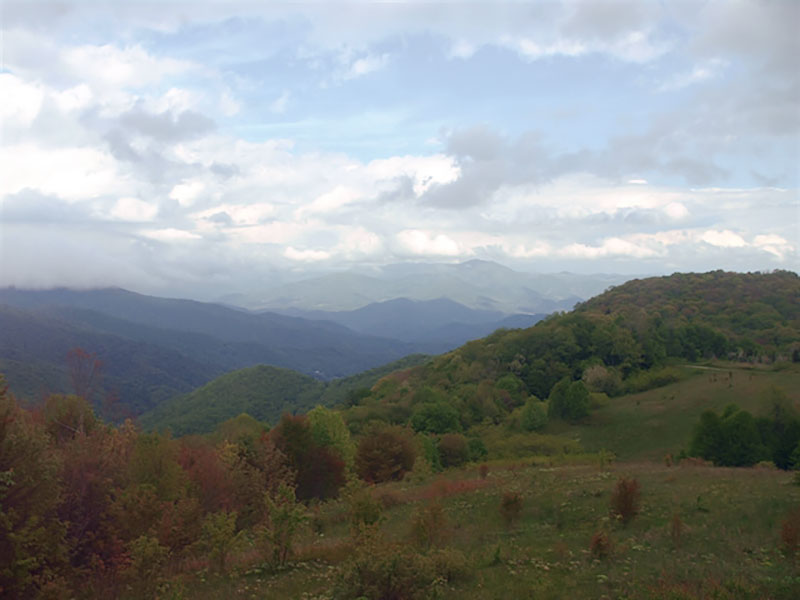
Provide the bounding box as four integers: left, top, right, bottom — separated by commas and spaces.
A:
0, 260, 625, 416
217, 260, 629, 312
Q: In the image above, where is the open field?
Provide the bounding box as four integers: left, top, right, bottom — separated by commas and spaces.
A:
560, 363, 800, 461
152, 457, 800, 600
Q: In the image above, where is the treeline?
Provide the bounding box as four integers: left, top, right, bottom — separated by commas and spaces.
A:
0, 380, 477, 599
689, 388, 800, 468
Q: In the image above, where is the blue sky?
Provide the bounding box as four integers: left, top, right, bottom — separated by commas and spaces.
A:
1, 0, 797, 299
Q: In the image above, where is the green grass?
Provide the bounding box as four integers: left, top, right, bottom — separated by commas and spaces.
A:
559, 363, 800, 461
152, 460, 800, 600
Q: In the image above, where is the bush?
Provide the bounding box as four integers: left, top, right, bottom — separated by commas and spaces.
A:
589, 530, 612, 559
334, 542, 435, 600
410, 402, 461, 434
409, 501, 449, 551
780, 506, 800, 556
520, 397, 548, 432
334, 540, 469, 600
547, 378, 590, 423
345, 482, 384, 536
199, 510, 240, 574
356, 426, 417, 483
438, 433, 470, 468
610, 477, 641, 526
127, 534, 169, 597
256, 483, 308, 568
499, 490, 523, 527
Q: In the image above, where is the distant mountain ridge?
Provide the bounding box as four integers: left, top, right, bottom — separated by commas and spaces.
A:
244, 260, 627, 312
271, 297, 547, 346
0, 288, 435, 414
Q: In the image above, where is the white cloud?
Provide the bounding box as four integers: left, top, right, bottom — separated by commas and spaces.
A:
0, 73, 44, 126
344, 53, 389, 80
142, 228, 201, 242
561, 237, 661, 259
700, 229, 747, 248
111, 197, 158, 222
169, 181, 205, 207
395, 230, 464, 257
284, 246, 331, 262
62, 43, 198, 90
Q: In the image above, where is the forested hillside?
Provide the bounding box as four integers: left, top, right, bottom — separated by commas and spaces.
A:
342, 270, 799, 434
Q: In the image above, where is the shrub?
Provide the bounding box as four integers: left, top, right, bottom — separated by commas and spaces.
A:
356, 426, 417, 483
256, 483, 309, 568
333, 542, 435, 600
199, 510, 240, 574
410, 401, 461, 434
478, 464, 489, 480
334, 540, 470, 600
610, 477, 641, 526
521, 398, 548, 431
127, 534, 169, 596
499, 490, 524, 527
780, 506, 800, 556
547, 378, 590, 423
589, 530, 612, 559
409, 501, 449, 551
670, 513, 683, 549
438, 433, 470, 468
345, 482, 384, 536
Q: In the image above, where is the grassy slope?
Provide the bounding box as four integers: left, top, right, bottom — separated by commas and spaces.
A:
125, 366, 800, 600
563, 363, 800, 461
168, 460, 800, 599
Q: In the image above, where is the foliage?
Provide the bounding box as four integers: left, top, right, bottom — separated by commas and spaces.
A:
127, 534, 169, 597
307, 405, 356, 468
0, 381, 66, 599
610, 477, 641, 526
780, 506, 800, 556
499, 490, 524, 527
547, 378, 590, 423
355, 425, 417, 483
270, 414, 346, 501
256, 483, 308, 568
688, 403, 794, 468
589, 530, 612, 559
408, 501, 450, 550
344, 481, 384, 536
199, 510, 240, 574
520, 396, 548, 431
410, 400, 461, 434
438, 433, 470, 468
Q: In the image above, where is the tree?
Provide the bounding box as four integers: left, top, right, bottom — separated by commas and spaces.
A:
307, 406, 356, 469
0, 379, 67, 598
355, 426, 417, 483
410, 402, 460, 434
547, 378, 590, 423
271, 414, 346, 501
520, 396, 547, 432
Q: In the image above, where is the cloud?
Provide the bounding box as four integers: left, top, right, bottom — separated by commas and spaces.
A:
562, 237, 661, 260
700, 229, 747, 248
284, 246, 331, 262
118, 104, 216, 142
344, 53, 390, 80
395, 230, 464, 257
111, 197, 159, 222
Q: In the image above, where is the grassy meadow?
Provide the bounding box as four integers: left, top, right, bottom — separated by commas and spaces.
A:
137, 364, 800, 600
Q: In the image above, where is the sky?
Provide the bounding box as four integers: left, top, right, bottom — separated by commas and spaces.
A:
1, 0, 798, 299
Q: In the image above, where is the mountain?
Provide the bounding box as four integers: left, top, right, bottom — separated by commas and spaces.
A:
272, 297, 547, 348
139, 354, 430, 435
340, 270, 800, 431
0, 287, 437, 414
245, 260, 626, 312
